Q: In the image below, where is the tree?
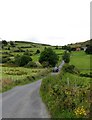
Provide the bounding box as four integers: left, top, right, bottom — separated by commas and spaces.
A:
62, 45, 71, 52
2, 40, 8, 46
35, 49, 40, 54
62, 51, 70, 63
10, 41, 15, 47
39, 47, 59, 67
55, 46, 58, 49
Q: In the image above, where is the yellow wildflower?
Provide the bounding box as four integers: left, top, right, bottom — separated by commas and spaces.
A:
74, 106, 87, 116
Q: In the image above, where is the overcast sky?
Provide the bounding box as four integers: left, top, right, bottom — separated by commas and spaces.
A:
0, 0, 91, 45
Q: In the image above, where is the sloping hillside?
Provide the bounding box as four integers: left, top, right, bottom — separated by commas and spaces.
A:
68, 39, 91, 48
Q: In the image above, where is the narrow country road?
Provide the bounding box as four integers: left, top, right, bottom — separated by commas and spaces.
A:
58, 60, 65, 71
1, 80, 50, 118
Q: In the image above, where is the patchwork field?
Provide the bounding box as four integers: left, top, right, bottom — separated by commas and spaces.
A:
1, 66, 51, 92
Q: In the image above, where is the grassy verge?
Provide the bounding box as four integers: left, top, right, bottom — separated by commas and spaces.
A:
1, 66, 51, 92
40, 65, 91, 118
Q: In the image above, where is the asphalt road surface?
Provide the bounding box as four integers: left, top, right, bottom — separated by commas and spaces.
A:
1, 80, 50, 118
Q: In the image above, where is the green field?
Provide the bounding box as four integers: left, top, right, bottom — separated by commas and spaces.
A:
70, 51, 91, 73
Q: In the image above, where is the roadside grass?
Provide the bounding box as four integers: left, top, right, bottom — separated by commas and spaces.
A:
1, 66, 51, 92
40, 69, 91, 118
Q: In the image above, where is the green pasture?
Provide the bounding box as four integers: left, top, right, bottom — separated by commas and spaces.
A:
53, 49, 64, 55
70, 51, 91, 73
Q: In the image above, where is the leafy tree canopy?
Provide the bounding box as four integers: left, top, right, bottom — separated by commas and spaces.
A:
85, 45, 92, 54
39, 47, 59, 67
62, 51, 70, 63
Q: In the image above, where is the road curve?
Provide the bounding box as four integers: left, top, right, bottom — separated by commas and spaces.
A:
1, 80, 50, 118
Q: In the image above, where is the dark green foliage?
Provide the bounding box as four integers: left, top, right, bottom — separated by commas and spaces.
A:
67, 46, 72, 52
10, 41, 15, 47
35, 49, 40, 54
63, 64, 80, 74
85, 45, 92, 54
2, 40, 8, 46
15, 54, 32, 66
55, 46, 58, 49
8, 47, 10, 50
62, 45, 67, 50
39, 47, 59, 67
80, 72, 92, 78
62, 45, 71, 52
2, 56, 11, 63
80, 47, 84, 50
71, 48, 76, 51
26, 75, 35, 81
62, 51, 70, 63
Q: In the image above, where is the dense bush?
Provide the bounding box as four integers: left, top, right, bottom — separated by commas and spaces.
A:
2, 40, 8, 46
62, 45, 71, 52
80, 72, 92, 78
15, 54, 32, 66
35, 49, 40, 54
2, 52, 9, 55
39, 47, 59, 67
71, 48, 76, 51
2, 56, 11, 63
85, 45, 92, 54
10, 41, 15, 47
55, 46, 58, 49
63, 64, 80, 74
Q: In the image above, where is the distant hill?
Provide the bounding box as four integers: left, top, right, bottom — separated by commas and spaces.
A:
14, 41, 51, 46
67, 39, 92, 48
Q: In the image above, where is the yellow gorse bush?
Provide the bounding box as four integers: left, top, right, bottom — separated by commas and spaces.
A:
74, 106, 87, 116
